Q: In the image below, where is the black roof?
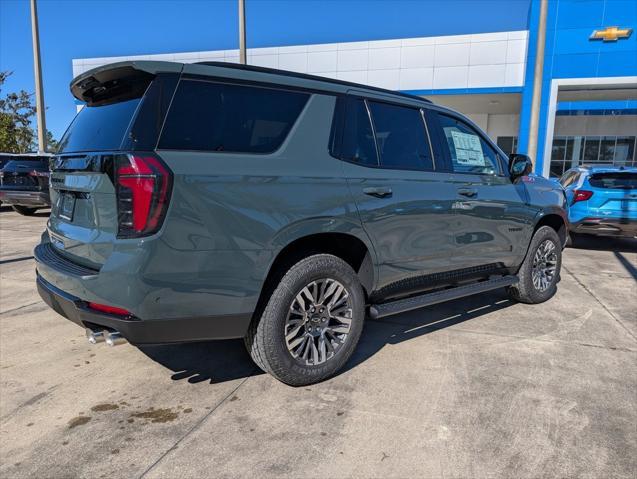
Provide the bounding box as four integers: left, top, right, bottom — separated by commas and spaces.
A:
195, 61, 432, 104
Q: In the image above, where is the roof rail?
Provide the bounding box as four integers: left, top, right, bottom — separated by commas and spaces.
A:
581, 163, 616, 168
194, 61, 432, 103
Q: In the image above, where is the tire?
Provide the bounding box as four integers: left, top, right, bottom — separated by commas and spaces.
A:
245, 254, 365, 386
508, 225, 562, 304
12, 205, 37, 216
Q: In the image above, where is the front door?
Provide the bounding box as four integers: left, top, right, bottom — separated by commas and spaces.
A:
430, 111, 534, 270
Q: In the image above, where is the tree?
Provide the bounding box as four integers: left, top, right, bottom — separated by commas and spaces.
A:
0, 71, 57, 153
46, 129, 58, 152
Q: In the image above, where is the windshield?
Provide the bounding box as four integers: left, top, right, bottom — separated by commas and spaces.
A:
57, 98, 142, 153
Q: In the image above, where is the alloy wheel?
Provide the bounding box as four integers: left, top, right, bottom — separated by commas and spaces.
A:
284, 278, 353, 366
532, 239, 558, 292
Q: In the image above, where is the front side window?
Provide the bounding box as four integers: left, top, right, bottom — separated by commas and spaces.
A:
437, 113, 500, 175
158, 80, 309, 153
368, 101, 433, 171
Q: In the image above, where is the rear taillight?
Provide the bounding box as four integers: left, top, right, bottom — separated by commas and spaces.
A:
572, 190, 593, 204
115, 154, 171, 238
87, 302, 132, 317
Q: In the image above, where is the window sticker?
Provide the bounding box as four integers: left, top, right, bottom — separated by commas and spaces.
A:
450, 130, 486, 166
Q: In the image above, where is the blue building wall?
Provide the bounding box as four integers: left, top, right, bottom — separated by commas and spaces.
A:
519, 0, 637, 173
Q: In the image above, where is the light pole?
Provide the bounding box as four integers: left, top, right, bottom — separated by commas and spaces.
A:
239, 0, 247, 64
526, 0, 548, 167
30, 0, 47, 153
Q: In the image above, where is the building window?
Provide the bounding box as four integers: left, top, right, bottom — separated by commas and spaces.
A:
549, 135, 636, 177
496, 136, 518, 155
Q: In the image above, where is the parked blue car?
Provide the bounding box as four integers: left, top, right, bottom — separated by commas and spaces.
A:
559, 165, 637, 238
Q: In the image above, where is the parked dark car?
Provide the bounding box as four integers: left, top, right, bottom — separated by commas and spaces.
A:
35, 61, 568, 385
0, 152, 52, 215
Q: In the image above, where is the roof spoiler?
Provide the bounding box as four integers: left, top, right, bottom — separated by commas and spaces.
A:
70, 61, 183, 106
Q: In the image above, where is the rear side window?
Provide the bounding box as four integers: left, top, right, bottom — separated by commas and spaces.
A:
340, 98, 379, 167
368, 101, 433, 171
588, 172, 637, 189
158, 80, 309, 153
436, 113, 500, 175
560, 171, 579, 187
58, 98, 142, 153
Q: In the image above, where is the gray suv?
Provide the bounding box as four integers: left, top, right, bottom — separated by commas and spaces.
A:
36, 61, 568, 385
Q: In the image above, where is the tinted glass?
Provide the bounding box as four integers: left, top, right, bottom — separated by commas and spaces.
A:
437, 113, 499, 174
159, 80, 309, 153
588, 172, 637, 189
340, 98, 378, 166
58, 98, 141, 153
497, 136, 514, 155
583, 137, 601, 163
600, 137, 616, 163
615, 137, 635, 166
368, 102, 433, 171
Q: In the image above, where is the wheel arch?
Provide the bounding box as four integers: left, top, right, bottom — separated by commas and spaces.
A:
533, 208, 568, 248
254, 225, 377, 324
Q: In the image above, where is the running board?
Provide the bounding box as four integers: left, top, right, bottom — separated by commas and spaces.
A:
368, 275, 518, 319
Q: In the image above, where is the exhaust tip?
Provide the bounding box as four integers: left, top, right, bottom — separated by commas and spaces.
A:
105, 331, 126, 347
85, 328, 105, 344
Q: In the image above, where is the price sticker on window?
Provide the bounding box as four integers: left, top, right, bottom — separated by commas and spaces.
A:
450, 130, 486, 166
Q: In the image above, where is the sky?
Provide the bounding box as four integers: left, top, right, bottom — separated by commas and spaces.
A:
0, 0, 531, 141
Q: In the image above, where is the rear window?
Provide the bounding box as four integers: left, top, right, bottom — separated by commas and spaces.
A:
58, 98, 142, 153
588, 172, 637, 189
158, 80, 310, 153
339, 98, 379, 167
368, 101, 433, 171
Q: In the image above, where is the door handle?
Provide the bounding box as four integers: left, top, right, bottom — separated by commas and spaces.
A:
457, 188, 478, 198
363, 186, 393, 198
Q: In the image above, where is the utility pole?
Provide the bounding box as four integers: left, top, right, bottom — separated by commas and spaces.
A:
526, 0, 548, 166
238, 0, 247, 64
30, 0, 47, 153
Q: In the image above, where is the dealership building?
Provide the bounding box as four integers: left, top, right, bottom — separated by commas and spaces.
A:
72, 0, 636, 177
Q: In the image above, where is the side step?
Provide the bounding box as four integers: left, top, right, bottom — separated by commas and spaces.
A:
369, 275, 518, 319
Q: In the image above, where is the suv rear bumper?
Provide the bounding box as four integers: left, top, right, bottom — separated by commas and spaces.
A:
37, 274, 251, 345
0, 189, 50, 207
570, 217, 637, 237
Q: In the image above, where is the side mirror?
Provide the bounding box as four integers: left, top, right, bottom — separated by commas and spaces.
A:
509, 154, 532, 181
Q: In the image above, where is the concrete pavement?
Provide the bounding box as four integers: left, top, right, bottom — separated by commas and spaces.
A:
1, 206, 635, 478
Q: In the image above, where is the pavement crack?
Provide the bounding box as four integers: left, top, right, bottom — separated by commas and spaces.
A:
137, 374, 253, 479
0, 301, 43, 316
0, 255, 34, 265
562, 264, 637, 344
452, 327, 637, 353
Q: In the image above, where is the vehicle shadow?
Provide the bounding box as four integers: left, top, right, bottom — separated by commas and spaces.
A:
614, 251, 637, 281
341, 289, 513, 375
569, 233, 637, 253
140, 289, 514, 386
139, 339, 264, 384
0, 205, 50, 216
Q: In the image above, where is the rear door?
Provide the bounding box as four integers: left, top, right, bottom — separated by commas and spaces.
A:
48, 67, 179, 269
337, 95, 457, 295
429, 110, 533, 269
585, 171, 637, 218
